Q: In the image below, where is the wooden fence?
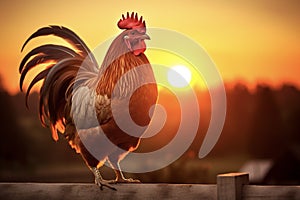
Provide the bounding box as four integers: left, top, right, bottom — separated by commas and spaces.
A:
0, 173, 299, 200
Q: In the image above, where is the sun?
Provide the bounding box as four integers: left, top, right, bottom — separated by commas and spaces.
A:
167, 65, 192, 88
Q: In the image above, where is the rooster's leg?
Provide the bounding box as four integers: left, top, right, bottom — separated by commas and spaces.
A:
90, 167, 117, 190
80, 144, 116, 190
108, 155, 141, 183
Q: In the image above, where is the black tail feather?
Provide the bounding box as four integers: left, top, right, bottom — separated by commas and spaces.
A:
20, 44, 78, 72
40, 58, 83, 126
19, 25, 99, 140
19, 44, 78, 91
21, 25, 98, 68
25, 67, 52, 108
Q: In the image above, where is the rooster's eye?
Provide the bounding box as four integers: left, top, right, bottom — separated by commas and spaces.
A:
131, 31, 136, 35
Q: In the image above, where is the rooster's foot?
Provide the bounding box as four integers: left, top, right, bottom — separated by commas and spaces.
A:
91, 167, 116, 191
95, 178, 117, 191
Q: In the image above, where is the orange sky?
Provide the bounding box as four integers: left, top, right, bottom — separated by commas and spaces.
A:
1, 0, 300, 94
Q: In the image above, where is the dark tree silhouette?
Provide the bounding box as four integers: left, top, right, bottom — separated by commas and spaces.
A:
0, 77, 28, 171
276, 85, 300, 144
249, 85, 284, 158
212, 83, 254, 156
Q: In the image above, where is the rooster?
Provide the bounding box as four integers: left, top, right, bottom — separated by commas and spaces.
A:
19, 12, 158, 190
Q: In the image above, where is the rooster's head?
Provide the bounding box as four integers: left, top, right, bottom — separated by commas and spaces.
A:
118, 12, 150, 56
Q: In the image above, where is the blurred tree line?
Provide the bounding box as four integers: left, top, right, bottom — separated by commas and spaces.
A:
211, 83, 300, 158
0, 78, 299, 184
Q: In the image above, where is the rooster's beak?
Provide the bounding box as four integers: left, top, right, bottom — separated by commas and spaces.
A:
141, 34, 150, 40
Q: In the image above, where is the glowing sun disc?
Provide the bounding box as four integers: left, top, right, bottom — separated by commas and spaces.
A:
167, 65, 192, 88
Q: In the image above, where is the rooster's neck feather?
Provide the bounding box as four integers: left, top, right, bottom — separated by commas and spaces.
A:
96, 33, 151, 97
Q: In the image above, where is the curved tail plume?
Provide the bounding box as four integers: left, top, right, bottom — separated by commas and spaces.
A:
19, 26, 99, 141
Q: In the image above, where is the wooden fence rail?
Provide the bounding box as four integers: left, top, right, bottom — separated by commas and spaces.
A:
0, 173, 299, 200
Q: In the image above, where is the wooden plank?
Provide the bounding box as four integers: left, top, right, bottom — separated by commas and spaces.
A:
0, 183, 217, 200
243, 185, 300, 200
217, 173, 249, 200
1, 173, 299, 200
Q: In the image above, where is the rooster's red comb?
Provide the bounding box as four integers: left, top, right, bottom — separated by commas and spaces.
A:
118, 12, 146, 30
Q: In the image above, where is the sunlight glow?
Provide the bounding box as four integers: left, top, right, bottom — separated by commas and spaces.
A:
167, 65, 192, 88
148, 49, 207, 91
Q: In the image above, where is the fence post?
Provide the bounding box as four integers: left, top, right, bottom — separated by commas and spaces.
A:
217, 172, 249, 200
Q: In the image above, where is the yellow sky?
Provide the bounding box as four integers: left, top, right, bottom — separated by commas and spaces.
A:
1, 0, 300, 94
